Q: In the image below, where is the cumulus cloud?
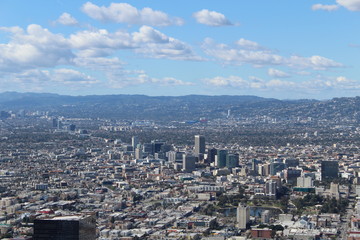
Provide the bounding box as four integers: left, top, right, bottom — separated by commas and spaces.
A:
0, 24, 73, 72
11, 68, 98, 85
74, 57, 124, 71
193, 9, 233, 26
202, 38, 343, 70
132, 26, 202, 61
56, 13, 79, 26
70, 29, 132, 49
203, 75, 296, 89
236, 38, 263, 50
204, 74, 360, 93
287, 55, 343, 70
52, 68, 99, 84
68, 25, 201, 60
268, 68, 290, 78
81, 2, 183, 26
132, 25, 169, 43
312, 4, 339, 11
202, 38, 283, 66
108, 73, 193, 88
336, 0, 360, 11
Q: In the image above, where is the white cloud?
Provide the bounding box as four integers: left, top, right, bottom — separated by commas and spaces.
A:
74, 57, 124, 71
53, 68, 98, 84
204, 74, 360, 93
312, 4, 339, 11
268, 68, 290, 78
0, 24, 73, 72
56, 13, 79, 26
70, 29, 133, 52
193, 9, 232, 26
132, 25, 169, 43
11, 68, 98, 85
202, 38, 283, 66
133, 26, 202, 61
81, 2, 184, 26
108, 72, 193, 88
236, 38, 263, 50
69, 25, 201, 60
336, 0, 360, 11
287, 55, 343, 70
202, 38, 343, 70
203, 75, 296, 89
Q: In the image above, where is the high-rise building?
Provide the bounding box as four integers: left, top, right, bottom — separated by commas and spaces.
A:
226, 154, 239, 168
151, 140, 165, 154
321, 160, 339, 180
207, 148, 217, 164
237, 203, 250, 230
182, 154, 196, 173
142, 143, 153, 154
270, 161, 285, 176
131, 136, 139, 150
135, 147, 143, 159
217, 150, 227, 168
251, 159, 258, 172
194, 135, 205, 155
297, 176, 313, 188
33, 215, 96, 240
52, 118, 58, 128
265, 180, 277, 199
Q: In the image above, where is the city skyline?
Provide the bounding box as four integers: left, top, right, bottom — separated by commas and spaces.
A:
0, 0, 360, 99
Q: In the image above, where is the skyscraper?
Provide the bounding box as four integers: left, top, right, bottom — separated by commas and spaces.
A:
131, 136, 139, 150
194, 135, 205, 156
182, 154, 196, 173
33, 215, 96, 240
321, 160, 339, 180
237, 203, 250, 230
226, 154, 239, 168
207, 148, 217, 164
217, 149, 227, 168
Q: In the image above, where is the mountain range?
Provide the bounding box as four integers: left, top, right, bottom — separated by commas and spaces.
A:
0, 92, 359, 122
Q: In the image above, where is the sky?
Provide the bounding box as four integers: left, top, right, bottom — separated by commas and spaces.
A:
0, 0, 360, 99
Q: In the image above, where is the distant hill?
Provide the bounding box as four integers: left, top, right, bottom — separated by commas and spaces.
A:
0, 92, 359, 122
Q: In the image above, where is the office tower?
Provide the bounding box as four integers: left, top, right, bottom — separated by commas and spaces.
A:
168, 151, 185, 163
269, 161, 285, 176
297, 176, 313, 188
251, 159, 258, 172
217, 150, 227, 168
131, 136, 139, 150
52, 118, 58, 128
151, 140, 165, 154
330, 182, 340, 200
321, 160, 339, 180
284, 168, 302, 185
207, 148, 217, 164
182, 154, 196, 173
135, 147, 143, 159
160, 144, 172, 153
142, 143, 153, 154
284, 158, 299, 168
237, 203, 250, 230
194, 135, 205, 155
226, 154, 239, 168
265, 180, 277, 199
261, 210, 270, 224
33, 215, 96, 240
68, 124, 76, 132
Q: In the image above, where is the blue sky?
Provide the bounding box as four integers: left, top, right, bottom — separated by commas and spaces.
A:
0, 0, 359, 99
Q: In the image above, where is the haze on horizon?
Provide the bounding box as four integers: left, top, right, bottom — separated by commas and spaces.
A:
0, 0, 359, 99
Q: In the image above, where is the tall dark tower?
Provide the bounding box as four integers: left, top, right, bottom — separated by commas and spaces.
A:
194, 135, 205, 156
321, 160, 339, 180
